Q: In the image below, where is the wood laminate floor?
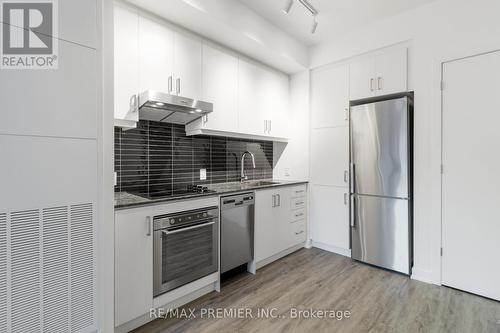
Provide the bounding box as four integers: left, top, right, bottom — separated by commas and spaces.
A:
133, 248, 500, 333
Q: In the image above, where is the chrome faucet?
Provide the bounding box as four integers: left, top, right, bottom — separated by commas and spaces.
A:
240, 151, 256, 182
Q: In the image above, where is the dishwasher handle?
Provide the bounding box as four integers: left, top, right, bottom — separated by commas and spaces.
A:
221, 193, 255, 210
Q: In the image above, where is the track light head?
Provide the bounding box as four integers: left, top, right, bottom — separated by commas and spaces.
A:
311, 16, 318, 34
282, 0, 294, 14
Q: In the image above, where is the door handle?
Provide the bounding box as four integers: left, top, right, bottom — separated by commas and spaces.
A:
344, 170, 348, 183
350, 163, 355, 193
176, 78, 181, 95
272, 194, 276, 207
370, 78, 374, 92
268, 120, 272, 134
146, 216, 152, 236
344, 108, 348, 121
264, 120, 268, 134
344, 193, 348, 205
168, 76, 173, 93
350, 196, 356, 228
377, 77, 382, 90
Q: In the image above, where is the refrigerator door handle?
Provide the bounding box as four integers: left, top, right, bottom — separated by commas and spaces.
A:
350, 195, 356, 228
350, 163, 355, 193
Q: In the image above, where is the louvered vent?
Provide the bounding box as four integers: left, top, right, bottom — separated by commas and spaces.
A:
70, 203, 94, 332
10, 209, 41, 333
0, 204, 95, 333
42, 207, 69, 333
0, 213, 7, 333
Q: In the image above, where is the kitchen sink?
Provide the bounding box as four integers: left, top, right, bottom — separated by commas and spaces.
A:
242, 180, 280, 187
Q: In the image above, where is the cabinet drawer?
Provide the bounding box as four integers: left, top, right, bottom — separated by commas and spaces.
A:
291, 197, 306, 210
290, 185, 307, 198
290, 208, 306, 222
292, 220, 307, 243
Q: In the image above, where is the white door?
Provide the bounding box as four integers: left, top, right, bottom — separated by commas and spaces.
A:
138, 15, 174, 94
114, 2, 139, 125
174, 31, 202, 99
115, 208, 153, 325
375, 47, 407, 96
310, 127, 349, 187
264, 70, 289, 138
310, 185, 349, 251
201, 43, 238, 132
442, 50, 500, 301
349, 58, 375, 100
311, 64, 349, 128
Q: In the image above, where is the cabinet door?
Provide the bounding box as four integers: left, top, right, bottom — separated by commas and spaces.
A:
174, 31, 202, 99
238, 58, 267, 136
255, 189, 276, 262
311, 64, 349, 128
114, 3, 139, 125
310, 127, 349, 187
138, 15, 174, 94
310, 185, 350, 250
115, 209, 153, 326
200, 43, 238, 132
265, 71, 290, 138
375, 48, 407, 96
349, 57, 375, 100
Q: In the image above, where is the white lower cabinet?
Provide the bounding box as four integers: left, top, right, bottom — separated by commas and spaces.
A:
115, 207, 153, 327
310, 185, 350, 252
255, 185, 307, 264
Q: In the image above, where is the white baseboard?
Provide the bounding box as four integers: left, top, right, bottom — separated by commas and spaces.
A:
256, 242, 306, 270
312, 241, 351, 257
410, 267, 440, 285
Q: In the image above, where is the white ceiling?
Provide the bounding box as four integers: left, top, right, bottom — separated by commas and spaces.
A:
238, 0, 438, 46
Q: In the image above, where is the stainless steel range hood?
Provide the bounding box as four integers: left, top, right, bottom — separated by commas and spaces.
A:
138, 90, 213, 125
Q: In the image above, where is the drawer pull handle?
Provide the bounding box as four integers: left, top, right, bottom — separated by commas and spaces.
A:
295, 230, 304, 235
295, 190, 304, 194
295, 213, 304, 217
296, 202, 304, 206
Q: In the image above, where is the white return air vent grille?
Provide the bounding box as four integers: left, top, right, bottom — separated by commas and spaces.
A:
0, 204, 95, 333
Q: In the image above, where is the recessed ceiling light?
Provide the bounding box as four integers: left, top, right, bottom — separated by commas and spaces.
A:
195, 109, 203, 113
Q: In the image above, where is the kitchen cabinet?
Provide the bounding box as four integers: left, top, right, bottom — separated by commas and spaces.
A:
138, 15, 174, 95
309, 185, 350, 252
173, 31, 202, 100
238, 57, 290, 140
115, 207, 153, 326
310, 127, 349, 187
114, 2, 139, 128
311, 64, 349, 128
255, 185, 307, 264
185, 43, 238, 134
349, 47, 407, 100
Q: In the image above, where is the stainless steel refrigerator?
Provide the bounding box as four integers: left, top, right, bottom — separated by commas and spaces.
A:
350, 95, 413, 275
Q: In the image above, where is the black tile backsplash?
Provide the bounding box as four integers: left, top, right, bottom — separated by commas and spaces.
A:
115, 121, 273, 196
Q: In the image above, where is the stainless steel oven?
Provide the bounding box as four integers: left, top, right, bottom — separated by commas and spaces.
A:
153, 206, 219, 297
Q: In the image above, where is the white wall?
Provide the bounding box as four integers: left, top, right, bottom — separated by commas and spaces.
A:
273, 71, 310, 181
309, 0, 500, 284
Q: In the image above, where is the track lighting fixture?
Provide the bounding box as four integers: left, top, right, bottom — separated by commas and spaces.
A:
282, 0, 319, 34
311, 15, 318, 34
282, 0, 294, 14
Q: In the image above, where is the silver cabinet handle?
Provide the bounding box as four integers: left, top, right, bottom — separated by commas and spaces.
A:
295, 230, 304, 235
370, 78, 374, 91
168, 76, 173, 93
295, 189, 304, 195
277, 194, 280, 207
272, 194, 276, 207
162, 221, 215, 235
264, 120, 268, 134
350, 163, 355, 193
295, 212, 304, 218
344, 170, 348, 183
146, 216, 152, 236
344, 108, 348, 121
176, 78, 180, 95
268, 120, 271, 134
350, 195, 356, 228
295, 201, 304, 206
377, 77, 382, 90
203, 114, 208, 124
344, 193, 348, 205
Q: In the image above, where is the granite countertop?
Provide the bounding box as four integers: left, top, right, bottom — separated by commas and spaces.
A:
115, 179, 308, 210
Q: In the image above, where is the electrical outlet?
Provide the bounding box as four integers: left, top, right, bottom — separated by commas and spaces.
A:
200, 168, 207, 180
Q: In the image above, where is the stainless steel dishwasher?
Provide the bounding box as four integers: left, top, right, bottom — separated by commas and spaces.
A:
220, 192, 255, 273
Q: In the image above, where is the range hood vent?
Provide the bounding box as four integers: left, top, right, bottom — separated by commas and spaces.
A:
138, 90, 213, 125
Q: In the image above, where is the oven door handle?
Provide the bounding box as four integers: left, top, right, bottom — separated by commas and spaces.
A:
161, 221, 215, 235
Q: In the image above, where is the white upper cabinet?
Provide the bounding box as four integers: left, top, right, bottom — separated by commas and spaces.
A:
173, 31, 202, 100
311, 64, 349, 128
138, 15, 174, 94
186, 43, 238, 134
374, 47, 408, 96
114, 2, 139, 128
349, 47, 407, 100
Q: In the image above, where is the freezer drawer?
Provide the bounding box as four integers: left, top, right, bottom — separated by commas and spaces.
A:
350, 97, 409, 198
351, 194, 410, 274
